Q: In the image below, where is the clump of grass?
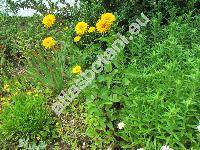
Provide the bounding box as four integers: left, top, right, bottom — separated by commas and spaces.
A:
0, 93, 57, 149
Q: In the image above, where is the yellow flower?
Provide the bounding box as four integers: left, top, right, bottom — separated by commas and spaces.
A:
88, 27, 95, 33
72, 66, 81, 74
74, 36, 81, 42
42, 14, 56, 28
1, 97, 6, 101
3, 102, 9, 107
75, 22, 88, 35
96, 19, 112, 34
101, 13, 116, 23
3, 84, 9, 92
42, 37, 55, 49
56, 122, 59, 126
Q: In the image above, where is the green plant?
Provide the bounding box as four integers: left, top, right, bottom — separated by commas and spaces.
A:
27, 46, 66, 94
19, 138, 46, 150
83, 14, 200, 149
1, 1, 200, 149
0, 93, 57, 149
79, 0, 199, 32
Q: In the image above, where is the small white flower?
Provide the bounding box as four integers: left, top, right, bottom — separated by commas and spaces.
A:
137, 148, 144, 150
117, 122, 125, 129
160, 145, 173, 150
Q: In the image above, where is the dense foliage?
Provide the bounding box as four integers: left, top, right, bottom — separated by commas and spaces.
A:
0, 94, 56, 149
0, 0, 199, 149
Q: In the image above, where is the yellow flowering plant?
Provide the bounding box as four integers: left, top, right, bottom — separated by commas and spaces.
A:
42, 14, 56, 28
1, 0, 200, 148
72, 66, 81, 74
96, 19, 112, 34
101, 13, 116, 23
3, 84, 10, 92
42, 37, 56, 49
96, 13, 116, 34
27, 17, 68, 93
74, 36, 81, 42
88, 27, 95, 33
75, 22, 88, 35
0, 97, 6, 102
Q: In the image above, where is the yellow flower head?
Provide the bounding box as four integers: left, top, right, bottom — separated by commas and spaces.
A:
74, 36, 81, 42
75, 22, 88, 35
72, 66, 81, 74
1, 97, 6, 101
3, 84, 9, 92
42, 14, 56, 28
88, 27, 96, 33
42, 37, 55, 49
101, 13, 116, 23
96, 19, 112, 34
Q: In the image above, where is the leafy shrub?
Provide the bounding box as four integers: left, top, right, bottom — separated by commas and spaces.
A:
83, 14, 200, 149
79, 0, 199, 32
0, 13, 69, 93
0, 93, 56, 149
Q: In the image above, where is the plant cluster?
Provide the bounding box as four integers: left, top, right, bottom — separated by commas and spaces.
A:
0, 1, 199, 149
